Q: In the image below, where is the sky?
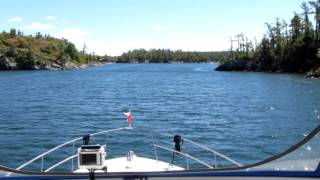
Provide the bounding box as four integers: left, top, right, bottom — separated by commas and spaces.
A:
0, 0, 304, 56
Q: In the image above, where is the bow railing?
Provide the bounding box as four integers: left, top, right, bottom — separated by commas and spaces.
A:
11, 126, 241, 175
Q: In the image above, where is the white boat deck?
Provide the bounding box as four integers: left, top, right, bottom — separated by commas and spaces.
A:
74, 155, 184, 173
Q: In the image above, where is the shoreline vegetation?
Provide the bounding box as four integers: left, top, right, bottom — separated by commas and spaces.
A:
0, 28, 225, 70
115, 49, 226, 63
0, 28, 226, 71
0, 30, 112, 70
215, 0, 320, 78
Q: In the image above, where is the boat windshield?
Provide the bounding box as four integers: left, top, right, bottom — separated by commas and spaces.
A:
249, 127, 320, 171
1, 126, 320, 176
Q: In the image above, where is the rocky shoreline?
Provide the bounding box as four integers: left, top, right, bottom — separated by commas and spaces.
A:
306, 66, 320, 78
215, 59, 320, 78
0, 50, 109, 71
215, 59, 249, 71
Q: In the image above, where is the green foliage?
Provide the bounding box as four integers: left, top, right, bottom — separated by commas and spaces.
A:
228, 0, 320, 73
16, 48, 35, 70
65, 43, 79, 62
0, 29, 100, 70
117, 49, 227, 63
40, 42, 58, 54
9, 28, 16, 38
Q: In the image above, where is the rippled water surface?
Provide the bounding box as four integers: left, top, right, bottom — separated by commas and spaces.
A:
0, 63, 320, 170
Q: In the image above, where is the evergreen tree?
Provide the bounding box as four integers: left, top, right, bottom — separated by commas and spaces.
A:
9, 28, 16, 37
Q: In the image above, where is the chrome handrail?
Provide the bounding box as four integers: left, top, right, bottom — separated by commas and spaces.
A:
154, 144, 213, 169
182, 137, 242, 167
14, 126, 242, 173
16, 137, 82, 171
44, 154, 78, 172
142, 130, 241, 167
16, 127, 128, 171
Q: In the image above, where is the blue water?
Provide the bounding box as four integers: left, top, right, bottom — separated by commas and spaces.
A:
0, 63, 320, 171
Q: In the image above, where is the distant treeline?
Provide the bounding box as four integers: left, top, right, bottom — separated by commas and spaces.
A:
116, 49, 228, 63
218, 0, 320, 76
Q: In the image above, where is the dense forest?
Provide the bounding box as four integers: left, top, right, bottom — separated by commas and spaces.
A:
216, 0, 320, 77
0, 29, 110, 70
116, 49, 227, 63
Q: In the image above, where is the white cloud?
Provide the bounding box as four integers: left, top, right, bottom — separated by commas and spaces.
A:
53, 27, 92, 51
53, 28, 232, 56
167, 35, 229, 52
8, 16, 22, 22
152, 24, 167, 32
82, 35, 230, 56
45, 16, 56, 20
47, 35, 230, 56
60, 19, 69, 24
24, 22, 55, 30
85, 40, 117, 56
54, 27, 92, 39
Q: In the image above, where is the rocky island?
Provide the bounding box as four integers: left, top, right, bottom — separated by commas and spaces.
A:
0, 29, 110, 70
